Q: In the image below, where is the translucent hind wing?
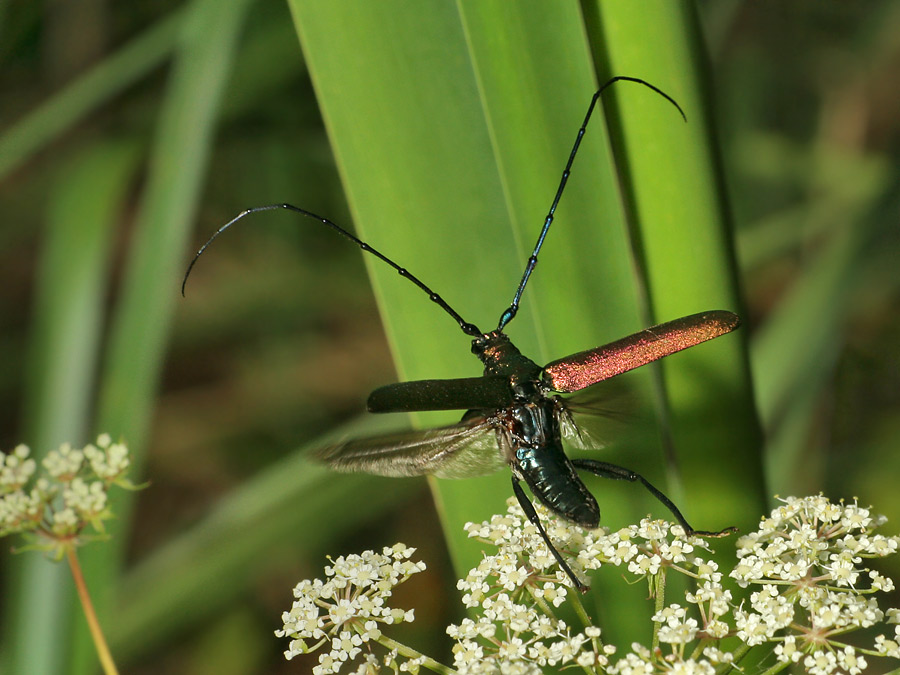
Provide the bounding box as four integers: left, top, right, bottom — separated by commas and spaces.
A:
555, 394, 618, 452
315, 416, 506, 479
553, 377, 639, 452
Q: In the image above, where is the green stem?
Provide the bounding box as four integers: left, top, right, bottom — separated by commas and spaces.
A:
651, 571, 667, 653
759, 661, 792, 675
716, 642, 753, 674
690, 637, 711, 661
376, 633, 457, 675
66, 548, 119, 675
530, 592, 557, 621
567, 586, 595, 630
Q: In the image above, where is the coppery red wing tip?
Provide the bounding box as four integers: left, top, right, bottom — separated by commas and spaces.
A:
704, 309, 741, 331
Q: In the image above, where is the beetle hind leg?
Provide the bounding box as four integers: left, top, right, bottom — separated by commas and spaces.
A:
570, 459, 736, 538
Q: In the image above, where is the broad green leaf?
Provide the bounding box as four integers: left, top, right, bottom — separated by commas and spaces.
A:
290, 0, 763, 648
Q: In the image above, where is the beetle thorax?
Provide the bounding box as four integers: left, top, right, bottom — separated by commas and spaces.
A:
471, 331, 542, 380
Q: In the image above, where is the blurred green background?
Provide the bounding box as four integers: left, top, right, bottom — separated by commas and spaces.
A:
1, 1, 898, 673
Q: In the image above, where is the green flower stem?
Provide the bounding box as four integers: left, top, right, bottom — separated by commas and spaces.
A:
690, 637, 715, 662
651, 571, 667, 653
530, 592, 556, 621
759, 661, 792, 675
66, 548, 118, 675
720, 642, 753, 674
376, 633, 457, 675
567, 587, 595, 631
567, 584, 603, 675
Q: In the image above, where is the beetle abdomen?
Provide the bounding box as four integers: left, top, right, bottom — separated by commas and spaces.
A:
502, 399, 600, 529
516, 444, 599, 529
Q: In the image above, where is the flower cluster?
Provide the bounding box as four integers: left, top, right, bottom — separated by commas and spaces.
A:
730, 495, 900, 673
455, 498, 729, 673
448, 593, 608, 674
280, 495, 900, 674
453, 496, 900, 674
0, 435, 134, 558
276, 543, 426, 674
460, 507, 584, 604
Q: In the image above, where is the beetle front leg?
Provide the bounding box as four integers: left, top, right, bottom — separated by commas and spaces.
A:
510, 477, 589, 593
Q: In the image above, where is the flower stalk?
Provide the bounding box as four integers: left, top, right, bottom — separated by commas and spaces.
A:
67, 547, 119, 675
0, 435, 137, 675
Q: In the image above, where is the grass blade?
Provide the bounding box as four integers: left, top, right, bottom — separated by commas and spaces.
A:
4, 142, 141, 675
0, 8, 184, 180
69, 0, 255, 670
590, 1, 766, 523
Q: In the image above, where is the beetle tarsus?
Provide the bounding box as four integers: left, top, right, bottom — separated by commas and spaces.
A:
687, 526, 739, 538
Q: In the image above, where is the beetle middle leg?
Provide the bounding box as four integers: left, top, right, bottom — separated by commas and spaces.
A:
571, 459, 736, 538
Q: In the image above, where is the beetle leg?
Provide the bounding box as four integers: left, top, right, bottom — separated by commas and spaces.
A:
510, 477, 589, 592
570, 459, 736, 538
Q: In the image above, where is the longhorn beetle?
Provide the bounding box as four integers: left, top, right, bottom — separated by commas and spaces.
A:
183, 77, 739, 591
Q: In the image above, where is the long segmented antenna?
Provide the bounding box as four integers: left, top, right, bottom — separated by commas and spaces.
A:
182, 204, 483, 337
495, 76, 686, 332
